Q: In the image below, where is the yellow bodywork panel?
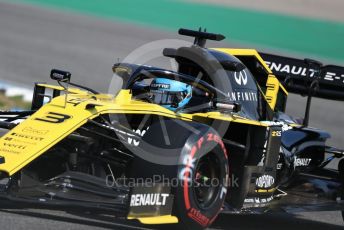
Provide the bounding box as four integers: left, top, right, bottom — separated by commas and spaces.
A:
182, 112, 268, 127
37, 83, 89, 95
0, 90, 177, 176
211, 48, 289, 110
212, 48, 273, 74
0, 88, 268, 176
265, 75, 280, 109
128, 215, 179, 224
0, 96, 97, 176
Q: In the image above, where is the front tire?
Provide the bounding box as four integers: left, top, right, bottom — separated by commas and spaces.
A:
129, 121, 229, 230
173, 130, 229, 230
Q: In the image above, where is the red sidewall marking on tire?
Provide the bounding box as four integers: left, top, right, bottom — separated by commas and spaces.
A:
182, 133, 229, 226
183, 145, 197, 210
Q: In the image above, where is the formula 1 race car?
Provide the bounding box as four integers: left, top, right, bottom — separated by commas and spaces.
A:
0, 28, 343, 230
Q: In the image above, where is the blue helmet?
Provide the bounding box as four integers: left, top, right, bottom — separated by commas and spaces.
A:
149, 78, 192, 111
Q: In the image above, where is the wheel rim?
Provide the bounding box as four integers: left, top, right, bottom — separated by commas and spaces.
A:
193, 152, 222, 210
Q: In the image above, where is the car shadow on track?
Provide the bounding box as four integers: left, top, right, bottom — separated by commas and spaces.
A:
0, 201, 342, 230
211, 213, 343, 230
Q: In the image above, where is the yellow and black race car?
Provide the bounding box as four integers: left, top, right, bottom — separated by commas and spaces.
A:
0, 28, 343, 230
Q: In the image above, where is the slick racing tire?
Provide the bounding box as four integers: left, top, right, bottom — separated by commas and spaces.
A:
129, 120, 229, 230
173, 129, 229, 230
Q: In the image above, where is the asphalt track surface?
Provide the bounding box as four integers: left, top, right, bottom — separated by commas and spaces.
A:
0, 2, 343, 229
189, 0, 344, 22
8, 0, 344, 62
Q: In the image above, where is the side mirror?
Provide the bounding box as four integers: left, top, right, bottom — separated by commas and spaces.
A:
50, 69, 71, 82
215, 102, 241, 113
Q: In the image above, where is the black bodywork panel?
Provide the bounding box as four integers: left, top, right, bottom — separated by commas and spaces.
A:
260, 52, 344, 101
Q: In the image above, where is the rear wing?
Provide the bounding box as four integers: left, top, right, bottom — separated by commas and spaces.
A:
259, 53, 344, 101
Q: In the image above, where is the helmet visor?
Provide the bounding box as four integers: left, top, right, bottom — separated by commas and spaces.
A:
150, 90, 187, 106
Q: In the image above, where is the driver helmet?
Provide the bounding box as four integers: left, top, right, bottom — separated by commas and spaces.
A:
149, 78, 192, 111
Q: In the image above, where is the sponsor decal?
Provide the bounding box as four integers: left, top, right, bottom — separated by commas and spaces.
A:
265, 61, 317, 77
150, 83, 170, 90
294, 157, 312, 167
265, 61, 344, 83
234, 70, 248, 85
244, 195, 274, 204
255, 188, 276, 193
179, 133, 228, 183
188, 208, 210, 227
322, 72, 344, 82
11, 132, 44, 141
5, 138, 36, 146
128, 184, 174, 218
3, 142, 26, 150
271, 130, 282, 137
128, 127, 149, 146
324, 72, 335, 81
22, 127, 49, 135
256, 175, 275, 189
0, 134, 33, 154
130, 193, 170, 207
226, 91, 258, 102
179, 153, 197, 183
0, 148, 20, 154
